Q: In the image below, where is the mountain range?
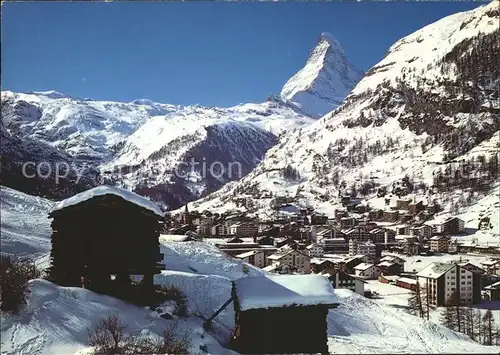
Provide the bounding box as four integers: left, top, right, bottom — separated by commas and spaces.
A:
1, 32, 362, 209
189, 1, 499, 231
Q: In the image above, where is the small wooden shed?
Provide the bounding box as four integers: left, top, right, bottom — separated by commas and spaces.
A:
230, 275, 339, 354
47, 186, 165, 293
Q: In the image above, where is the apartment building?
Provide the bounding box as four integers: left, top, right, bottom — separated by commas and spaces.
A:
416, 262, 479, 306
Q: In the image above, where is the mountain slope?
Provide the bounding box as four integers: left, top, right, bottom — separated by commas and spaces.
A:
1, 93, 314, 208
190, 1, 500, 227
0, 186, 54, 259
281, 32, 364, 118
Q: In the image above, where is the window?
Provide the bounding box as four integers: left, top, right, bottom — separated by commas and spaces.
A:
467, 281, 471, 284
461, 275, 465, 279
467, 275, 471, 279
461, 281, 465, 285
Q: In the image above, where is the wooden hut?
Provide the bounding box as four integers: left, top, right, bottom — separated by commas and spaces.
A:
47, 186, 165, 294
230, 275, 339, 354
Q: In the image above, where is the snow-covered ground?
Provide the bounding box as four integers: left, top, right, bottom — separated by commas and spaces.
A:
2, 191, 500, 354
0, 186, 54, 260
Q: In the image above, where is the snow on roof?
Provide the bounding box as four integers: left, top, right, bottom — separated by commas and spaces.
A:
52, 185, 164, 217
484, 281, 500, 290
377, 261, 395, 268
233, 275, 338, 311
262, 264, 279, 272
235, 250, 262, 259
416, 262, 454, 279
159, 234, 192, 242
430, 236, 448, 240
354, 263, 374, 271
481, 259, 500, 266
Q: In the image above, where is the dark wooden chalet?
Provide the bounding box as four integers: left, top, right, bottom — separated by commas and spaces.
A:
48, 186, 165, 293
229, 275, 339, 354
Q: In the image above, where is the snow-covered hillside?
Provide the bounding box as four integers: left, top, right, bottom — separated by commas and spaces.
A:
281, 32, 363, 118
1, 187, 498, 354
190, 1, 500, 232
0, 186, 54, 259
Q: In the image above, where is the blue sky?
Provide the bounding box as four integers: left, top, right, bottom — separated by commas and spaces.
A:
2, 1, 485, 107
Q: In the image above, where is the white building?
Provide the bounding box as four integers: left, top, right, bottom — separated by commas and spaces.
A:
354, 263, 381, 279
266, 249, 311, 274
235, 250, 266, 268
357, 241, 376, 262
416, 262, 476, 306
306, 243, 324, 258
348, 239, 358, 256
323, 270, 366, 295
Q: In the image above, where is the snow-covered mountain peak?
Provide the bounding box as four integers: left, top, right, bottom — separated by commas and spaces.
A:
280, 33, 363, 118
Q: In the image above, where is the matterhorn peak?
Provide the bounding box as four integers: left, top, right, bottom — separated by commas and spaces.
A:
280, 33, 363, 118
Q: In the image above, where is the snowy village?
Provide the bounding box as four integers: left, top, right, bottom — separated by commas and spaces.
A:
1, 1, 500, 354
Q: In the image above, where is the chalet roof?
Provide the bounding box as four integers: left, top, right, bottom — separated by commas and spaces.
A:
354, 263, 374, 271
430, 236, 448, 241
484, 281, 500, 290
236, 250, 263, 258
377, 261, 395, 268
481, 259, 500, 266
51, 185, 164, 217
416, 262, 454, 279
233, 275, 338, 311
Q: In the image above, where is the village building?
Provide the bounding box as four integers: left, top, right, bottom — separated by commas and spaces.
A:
397, 225, 411, 236
416, 262, 479, 306
354, 241, 377, 262
322, 270, 366, 295
354, 263, 381, 279
403, 240, 421, 256
47, 186, 165, 296
408, 200, 424, 215
432, 217, 465, 235
230, 222, 259, 237
306, 243, 324, 258
211, 223, 231, 236
235, 250, 266, 268
429, 235, 450, 253
411, 224, 433, 240
267, 248, 311, 274
396, 199, 412, 210
340, 216, 357, 229
229, 275, 339, 354
322, 237, 349, 254
395, 277, 418, 291
310, 259, 336, 274
377, 259, 403, 276
383, 210, 399, 222
368, 209, 384, 221
483, 281, 500, 301
256, 235, 275, 246
480, 259, 500, 275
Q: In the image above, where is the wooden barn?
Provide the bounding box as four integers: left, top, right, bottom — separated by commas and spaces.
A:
47, 186, 165, 295
229, 275, 339, 354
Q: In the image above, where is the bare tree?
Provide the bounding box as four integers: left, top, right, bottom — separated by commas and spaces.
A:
87, 313, 127, 354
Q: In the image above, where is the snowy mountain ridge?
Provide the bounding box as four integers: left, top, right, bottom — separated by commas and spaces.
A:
189, 1, 500, 233
281, 32, 364, 118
